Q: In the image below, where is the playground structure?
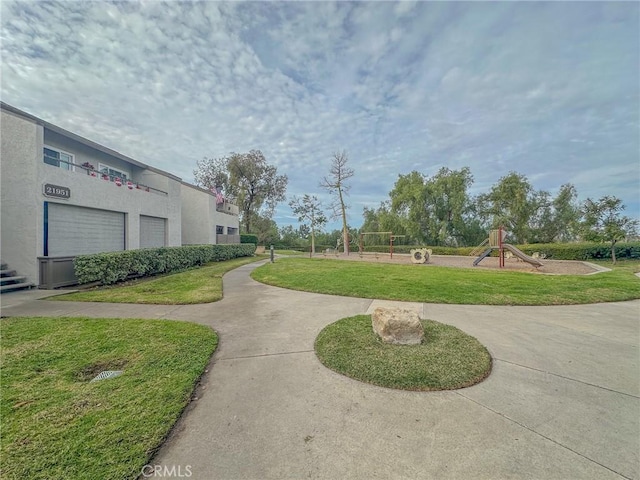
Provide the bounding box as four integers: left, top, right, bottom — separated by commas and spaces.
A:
472, 227, 543, 268
410, 248, 432, 264
358, 232, 405, 259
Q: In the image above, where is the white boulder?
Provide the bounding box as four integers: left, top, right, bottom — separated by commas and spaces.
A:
372, 307, 424, 345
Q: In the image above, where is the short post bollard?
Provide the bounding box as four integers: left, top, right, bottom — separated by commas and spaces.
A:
270, 244, 274, 263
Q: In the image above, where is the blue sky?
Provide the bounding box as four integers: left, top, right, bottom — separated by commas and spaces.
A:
2, 1, 638, 230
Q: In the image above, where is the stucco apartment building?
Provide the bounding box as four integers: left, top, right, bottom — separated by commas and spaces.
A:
0, 102, 239, 290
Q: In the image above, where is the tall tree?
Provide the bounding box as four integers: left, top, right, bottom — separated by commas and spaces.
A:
552, 184, 581, 242
251, 213, 280, 246
193, 156, 231, 195
531, 184, 580, 243
289, 194, 327, 255
278, 225, 307, 248
194, 150, 288, 233
477, 172, 541, 244
387, 168, 476, 246
389, 171, 429, 242
424, 167, 474, 245
580, 196, 638, 263
319, 151, 354, 254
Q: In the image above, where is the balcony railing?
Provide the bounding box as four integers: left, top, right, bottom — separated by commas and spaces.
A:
43, 158, 168, 196
215, 200, 239, 215
216, 234, 240, 244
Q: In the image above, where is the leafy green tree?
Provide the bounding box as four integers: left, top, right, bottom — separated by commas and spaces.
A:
314, 230, 341, 249
361, 206, 381, 233
389, 171, 429, 242
289, 195, 327, 255
251, 213, 280, 246
320, 151, 354, 254
552, 184, 581, 242
362, 202, 413, 242
193, 156, 230, 193
477, 172, 541, 244
194, 150, 288, 234
424, 167, 474, 245
387, 168, 477, 246
278, 225, 307, 248
530, 184, 580, 243
580, 196, 638, 263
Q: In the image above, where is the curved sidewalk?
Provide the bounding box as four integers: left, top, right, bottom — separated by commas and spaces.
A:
2, 262, 639, 479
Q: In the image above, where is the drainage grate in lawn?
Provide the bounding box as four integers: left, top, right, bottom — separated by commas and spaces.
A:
90, 370, 124, 382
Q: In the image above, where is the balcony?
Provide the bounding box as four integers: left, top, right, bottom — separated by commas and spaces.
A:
42, 157, 168, 196
215, 200, 239, 216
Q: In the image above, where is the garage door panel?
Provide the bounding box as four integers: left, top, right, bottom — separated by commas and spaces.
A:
140, 215, 166, 248
47, 203, 125, 256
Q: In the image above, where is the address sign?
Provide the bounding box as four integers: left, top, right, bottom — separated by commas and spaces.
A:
43, 184, 71, 199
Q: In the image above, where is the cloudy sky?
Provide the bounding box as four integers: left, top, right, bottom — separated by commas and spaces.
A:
2, 1, 638, 229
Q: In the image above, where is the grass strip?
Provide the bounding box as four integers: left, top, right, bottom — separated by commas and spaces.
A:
0, 316, 216, 480
315, 315, 491, 391
51, 255, 265, 304
252, 258, 640, 305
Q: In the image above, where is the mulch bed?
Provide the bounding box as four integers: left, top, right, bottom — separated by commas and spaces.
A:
318, 252, 599, 275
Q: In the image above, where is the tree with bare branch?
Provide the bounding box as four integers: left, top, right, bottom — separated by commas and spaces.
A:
194, 150, 287, 234
319, 151, 354, 254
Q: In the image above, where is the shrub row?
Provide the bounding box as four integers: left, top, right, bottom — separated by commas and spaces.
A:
362, 242, 640, 261
74, 244, 256, 286
240, 234, 258, 245
514, 242, 640, 261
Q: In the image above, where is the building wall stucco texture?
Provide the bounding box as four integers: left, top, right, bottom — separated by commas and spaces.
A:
1, 110, 41, 283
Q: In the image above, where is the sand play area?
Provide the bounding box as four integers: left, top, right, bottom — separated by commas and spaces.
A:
319, 252, 602, 275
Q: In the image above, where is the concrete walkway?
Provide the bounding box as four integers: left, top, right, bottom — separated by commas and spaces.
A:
2, 261, 639, 479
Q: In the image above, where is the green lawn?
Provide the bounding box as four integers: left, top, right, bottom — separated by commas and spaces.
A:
274, 249, 306, 255
315, 315, 491, 390
52, 256, 265, 304
0, 316, 217, 480
252, 258, 640, 305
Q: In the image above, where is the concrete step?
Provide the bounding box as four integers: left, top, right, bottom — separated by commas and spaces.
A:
1, 269, 17, 277
0, 282, 35, 293
1, 275, 27, 284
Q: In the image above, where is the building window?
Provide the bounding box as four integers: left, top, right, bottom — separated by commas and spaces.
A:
98, 163, 130, 182
227, 227, 238, 235
43, 146, 74, 171
216, 225, 224, 235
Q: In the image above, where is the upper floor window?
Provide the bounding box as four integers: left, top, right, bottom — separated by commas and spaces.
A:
43, 146, 74, 171
98, 163, 130, 182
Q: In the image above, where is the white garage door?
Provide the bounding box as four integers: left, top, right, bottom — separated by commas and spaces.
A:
46, 203, 125, 256
140, 215, 166, 248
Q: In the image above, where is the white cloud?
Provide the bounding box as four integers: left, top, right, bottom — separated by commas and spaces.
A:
1, 0, 638, 230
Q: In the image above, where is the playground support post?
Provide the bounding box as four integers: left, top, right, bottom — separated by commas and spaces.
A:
499, 226, 505, 268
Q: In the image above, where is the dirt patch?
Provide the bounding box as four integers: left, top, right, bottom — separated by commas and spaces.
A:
317, 252, 598, 275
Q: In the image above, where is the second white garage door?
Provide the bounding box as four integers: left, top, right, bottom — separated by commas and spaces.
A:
140, 215, 166, 248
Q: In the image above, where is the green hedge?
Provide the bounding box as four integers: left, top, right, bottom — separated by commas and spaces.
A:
74, 244, 256, 286
514, 242, 640, 261
240, 234, 258, 245
362, 242, 640, 261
